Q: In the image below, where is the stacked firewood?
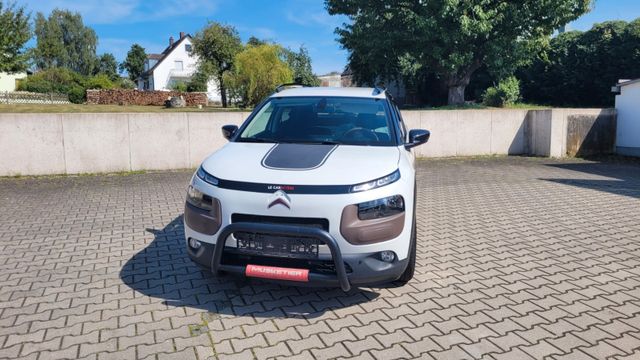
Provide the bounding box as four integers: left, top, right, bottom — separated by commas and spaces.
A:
86, 89, 208, 106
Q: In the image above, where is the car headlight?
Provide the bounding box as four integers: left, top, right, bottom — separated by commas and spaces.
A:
186, 185, 215, 211
357, 195, 405, 220
351, 170, 400, 193
196, 166, 219, 186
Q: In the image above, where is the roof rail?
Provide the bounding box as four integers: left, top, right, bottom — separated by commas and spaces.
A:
372, 85, 386, 96
275, 83, 309, 92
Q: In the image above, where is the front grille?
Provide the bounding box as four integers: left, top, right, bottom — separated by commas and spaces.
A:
231, 214, 329, 231
229, 214, 331, 260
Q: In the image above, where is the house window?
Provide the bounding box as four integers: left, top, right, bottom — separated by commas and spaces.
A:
175, 61, 183, 71
185, 44, 192, 52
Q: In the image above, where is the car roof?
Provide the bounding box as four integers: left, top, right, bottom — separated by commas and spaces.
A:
270, 86, 387, 99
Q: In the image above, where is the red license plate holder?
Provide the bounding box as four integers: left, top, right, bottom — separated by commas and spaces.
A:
245, 264, 309, 282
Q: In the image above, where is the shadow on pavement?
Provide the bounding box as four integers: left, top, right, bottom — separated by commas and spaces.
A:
119, 216, 380, 319
541, 159, 640, 199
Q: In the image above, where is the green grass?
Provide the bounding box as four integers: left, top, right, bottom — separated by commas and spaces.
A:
403, 102, 550, 111
503, 103, 550, 109
0, 103, 249, 113
0, 102, 553, 113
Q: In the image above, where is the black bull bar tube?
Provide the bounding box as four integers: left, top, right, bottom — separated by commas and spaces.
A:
211, 222, 351, 291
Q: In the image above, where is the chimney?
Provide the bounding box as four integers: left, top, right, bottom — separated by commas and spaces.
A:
169, 36, 174, 47
180, 32, 185, 39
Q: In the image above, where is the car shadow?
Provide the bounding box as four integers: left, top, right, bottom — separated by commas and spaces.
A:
540, 158, 640, 199
119, 215, 380, 319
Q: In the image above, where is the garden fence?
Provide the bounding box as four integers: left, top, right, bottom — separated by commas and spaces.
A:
0, 91, 70, 104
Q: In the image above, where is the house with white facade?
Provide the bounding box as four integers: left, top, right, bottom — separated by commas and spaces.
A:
137, 32, 221, 102
613, 79, 640, 157
0, 72, 28, 92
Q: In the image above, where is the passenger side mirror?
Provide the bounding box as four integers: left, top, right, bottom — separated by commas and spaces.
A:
221, 125, 238, 141
405, 129, 430, 149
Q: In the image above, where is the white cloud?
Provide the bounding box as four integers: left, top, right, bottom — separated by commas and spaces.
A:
285, 10, 344, 30
98, 38, 167, 61
236, 25, 278, 41
17, 0, 219, 24
253, 27, 277, 39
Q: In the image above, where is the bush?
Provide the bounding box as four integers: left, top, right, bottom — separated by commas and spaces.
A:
17, 68, 77, 93
85, 74, 115, 90
187, 70, 209, 92
482, 76, 520, 107
16, 67, 135, 104
169, 81, 188, 92
117, 78, 136, 89
68, 85, 86, 104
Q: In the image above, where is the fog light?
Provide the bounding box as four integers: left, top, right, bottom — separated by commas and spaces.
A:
379, 251, 395, 263
188, 238, 202, 250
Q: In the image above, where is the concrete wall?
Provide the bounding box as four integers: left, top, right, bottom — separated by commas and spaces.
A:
0, 112, 249, 176
0, 108, 615, 176
565, 110, 617, 157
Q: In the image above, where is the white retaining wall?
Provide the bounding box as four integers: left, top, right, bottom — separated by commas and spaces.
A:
0, 109, 614, 176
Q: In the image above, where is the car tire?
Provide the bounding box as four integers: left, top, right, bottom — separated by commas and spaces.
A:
395, 184, 417, 285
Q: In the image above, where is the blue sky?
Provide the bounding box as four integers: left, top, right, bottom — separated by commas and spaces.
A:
16, 0, 640, 76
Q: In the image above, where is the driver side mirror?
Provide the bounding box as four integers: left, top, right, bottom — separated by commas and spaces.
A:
221, 125, 238, 141
405, 129, 430, 149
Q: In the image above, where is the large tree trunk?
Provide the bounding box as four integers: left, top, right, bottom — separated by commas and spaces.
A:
445, 60, 481, 106
218, 73, 227, 108
447, 85, 466, 106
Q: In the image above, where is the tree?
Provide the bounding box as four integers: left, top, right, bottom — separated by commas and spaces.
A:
120, 44, 146, 81
33, 9, 98, 75
520, 18, 640, 107
96, 53, 118, 80
0, 1, 31, 73
327, 0, 592, 105
225, 44, 293, 107
247, 36, 266, 47
187, 62, 215, 92
284, 46, 320, 86
192, 22, 243, 107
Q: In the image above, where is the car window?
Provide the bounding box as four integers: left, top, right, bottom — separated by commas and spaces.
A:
394, 104, 407, 141
237, 97, 395, 146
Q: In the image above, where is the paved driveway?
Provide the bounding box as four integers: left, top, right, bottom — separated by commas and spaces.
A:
1, 157, 639, 360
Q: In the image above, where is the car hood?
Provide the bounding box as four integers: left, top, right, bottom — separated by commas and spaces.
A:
201, 143, 400, 185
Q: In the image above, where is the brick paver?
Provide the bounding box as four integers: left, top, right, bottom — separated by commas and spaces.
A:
1, 156, 639, 359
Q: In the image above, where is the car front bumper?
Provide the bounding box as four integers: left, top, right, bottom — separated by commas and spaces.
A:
186, 222, 408, 291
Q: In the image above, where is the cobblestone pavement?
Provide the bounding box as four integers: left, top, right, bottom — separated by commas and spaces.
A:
1, 157, 639, 360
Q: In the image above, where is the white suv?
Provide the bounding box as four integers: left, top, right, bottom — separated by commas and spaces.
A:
184, 86, 429, 291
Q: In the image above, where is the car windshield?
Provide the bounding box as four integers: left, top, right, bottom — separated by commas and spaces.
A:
237, 96, 395, 146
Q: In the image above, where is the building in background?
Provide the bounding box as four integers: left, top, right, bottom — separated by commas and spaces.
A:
137, 32, 221, 102
613, 79, 640, 157
318, 72, 342, 87
0, 72, 28, 92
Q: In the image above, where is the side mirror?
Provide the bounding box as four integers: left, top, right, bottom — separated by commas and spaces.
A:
405, 129, 430, 149
221, 125, 238, 141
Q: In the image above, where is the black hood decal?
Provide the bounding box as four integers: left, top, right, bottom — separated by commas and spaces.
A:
262, 143, 338, 170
